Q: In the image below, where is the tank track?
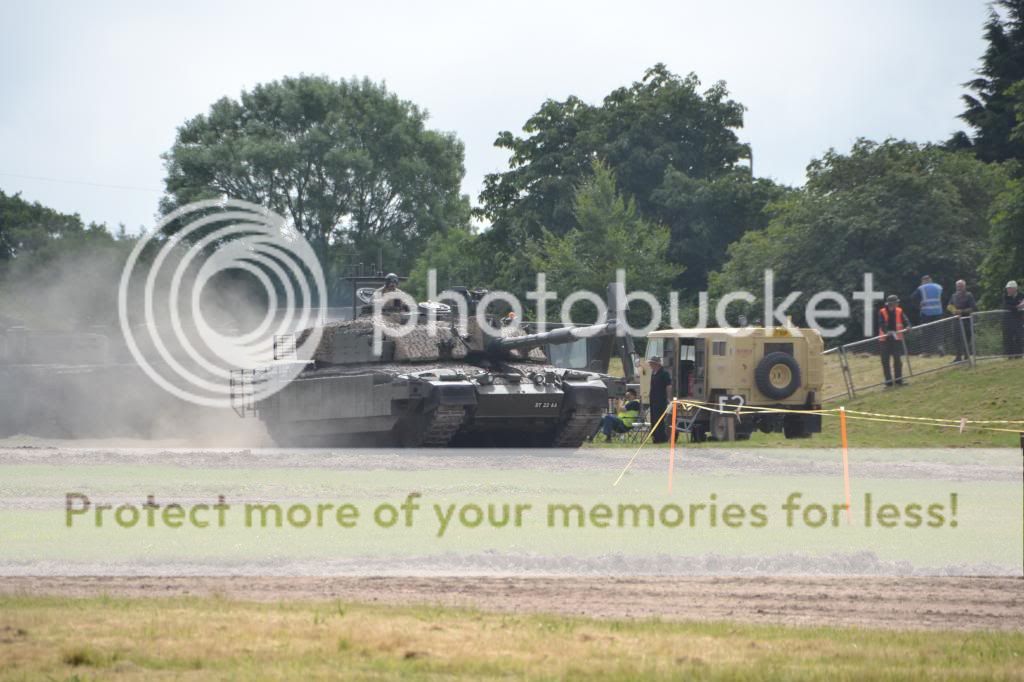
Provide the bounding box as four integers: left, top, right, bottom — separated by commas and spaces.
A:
552, 406, 606, 448
418, 405, 466, 446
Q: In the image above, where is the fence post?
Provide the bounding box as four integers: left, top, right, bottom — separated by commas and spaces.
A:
959, 316, 975, 369
900, 334, 913, 378
838, 345, 855, 399
970, 313, 979, 363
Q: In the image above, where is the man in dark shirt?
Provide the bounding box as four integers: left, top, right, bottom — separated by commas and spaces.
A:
647, 356, 673, 444
947, 279, 977, 362
1003, 281, 1024, 359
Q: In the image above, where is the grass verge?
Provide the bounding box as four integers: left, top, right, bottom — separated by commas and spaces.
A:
2, 595, 1023, 680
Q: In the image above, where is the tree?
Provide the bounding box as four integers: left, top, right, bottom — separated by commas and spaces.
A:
652, 170, 789, 293
980, 177, 1024, 305
478, 64, 772, 295
406, 225, 492, 299
950, 0, 1024, 163
0, 189, 89, 261
710, 140, 1011, 332
527, 161, 681, 328
161, 75, 471, 297
0, 190, 135, 329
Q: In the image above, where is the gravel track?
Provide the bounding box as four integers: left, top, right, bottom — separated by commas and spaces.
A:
1, 575, 1021, 631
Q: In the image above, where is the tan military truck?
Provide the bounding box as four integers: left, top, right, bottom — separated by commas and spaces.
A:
640, 327, 824, 441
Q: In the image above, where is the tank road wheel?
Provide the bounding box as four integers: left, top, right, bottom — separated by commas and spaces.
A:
552, 406, 605, 448
754, 352, 801, 400
396, 405, 467, 447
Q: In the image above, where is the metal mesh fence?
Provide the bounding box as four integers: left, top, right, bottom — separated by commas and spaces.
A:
821, 348, 847, 401
972, 310, 1023, 360
823, 311, 1020, 400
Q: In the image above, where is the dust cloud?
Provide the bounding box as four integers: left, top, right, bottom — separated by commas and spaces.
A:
0, 236, 279, 447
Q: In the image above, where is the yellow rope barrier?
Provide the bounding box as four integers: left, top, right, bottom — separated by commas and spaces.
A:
672, 398, 1024, 433
837, 412, 1024, 434
842, 409, 1024, 426
675, 399, 840, 416
611, 395, 1021, 487
612, 405, 670, 487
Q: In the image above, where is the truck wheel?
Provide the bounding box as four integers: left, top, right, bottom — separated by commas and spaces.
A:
755, 352, 802, 400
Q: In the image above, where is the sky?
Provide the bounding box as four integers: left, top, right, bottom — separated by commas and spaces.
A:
0, 0, 993, 233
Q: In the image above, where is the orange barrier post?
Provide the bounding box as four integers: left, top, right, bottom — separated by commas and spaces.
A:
840, 406, 852, 524
668, 400, 679, 493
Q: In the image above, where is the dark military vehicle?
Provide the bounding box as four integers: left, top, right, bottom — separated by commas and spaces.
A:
232, 282, 634, 447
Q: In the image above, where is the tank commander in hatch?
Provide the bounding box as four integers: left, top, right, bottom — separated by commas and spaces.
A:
373, 273, 409, 313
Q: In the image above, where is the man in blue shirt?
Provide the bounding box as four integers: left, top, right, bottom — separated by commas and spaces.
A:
910, 275, 946, 356
911, 275, 944, 325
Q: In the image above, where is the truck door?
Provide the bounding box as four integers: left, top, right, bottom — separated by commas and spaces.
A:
690, 339, 707, 402
677, 340, 695, 397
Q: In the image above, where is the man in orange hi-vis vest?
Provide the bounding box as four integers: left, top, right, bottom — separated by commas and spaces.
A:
878, 294, 911, 387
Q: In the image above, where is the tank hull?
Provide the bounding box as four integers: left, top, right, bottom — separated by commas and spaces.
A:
254, 363, 617, 448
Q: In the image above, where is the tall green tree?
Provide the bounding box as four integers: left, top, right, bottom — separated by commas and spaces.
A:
478, 64, 769, 295
161, 75, 471, 296
980, 177, 1024, 304
652, 170, 789, 293
950, 0, 1024, 163
0, 190, 135, 328
527, 161, 681, 328
406, 225, 492, 299
710, 140, 1010, 332
0, 189, 91, 261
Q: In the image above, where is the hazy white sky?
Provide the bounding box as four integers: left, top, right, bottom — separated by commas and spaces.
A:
0, 0, 991, 232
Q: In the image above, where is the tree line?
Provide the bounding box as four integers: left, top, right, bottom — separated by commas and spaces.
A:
2, 0, 1022, 334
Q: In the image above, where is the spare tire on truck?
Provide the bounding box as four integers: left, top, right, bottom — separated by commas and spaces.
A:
754, 352, 801, 400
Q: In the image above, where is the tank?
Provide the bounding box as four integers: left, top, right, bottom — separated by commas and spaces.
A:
235, 284, 631, 447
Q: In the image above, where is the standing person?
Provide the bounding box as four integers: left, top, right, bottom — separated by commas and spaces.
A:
1003, 281, 1024, 359
647, 357, 673, 444
911, 275, 944, 325
911, 274, 945, 356
878, 295, 911, 387
947, 279, 977, 362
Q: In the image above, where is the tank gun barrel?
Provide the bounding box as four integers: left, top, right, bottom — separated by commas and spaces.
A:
486, 320, 618, 355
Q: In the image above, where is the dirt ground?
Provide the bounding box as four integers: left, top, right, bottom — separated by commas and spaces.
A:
3, 443, 1021, 632
2, 575, 1021, 632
